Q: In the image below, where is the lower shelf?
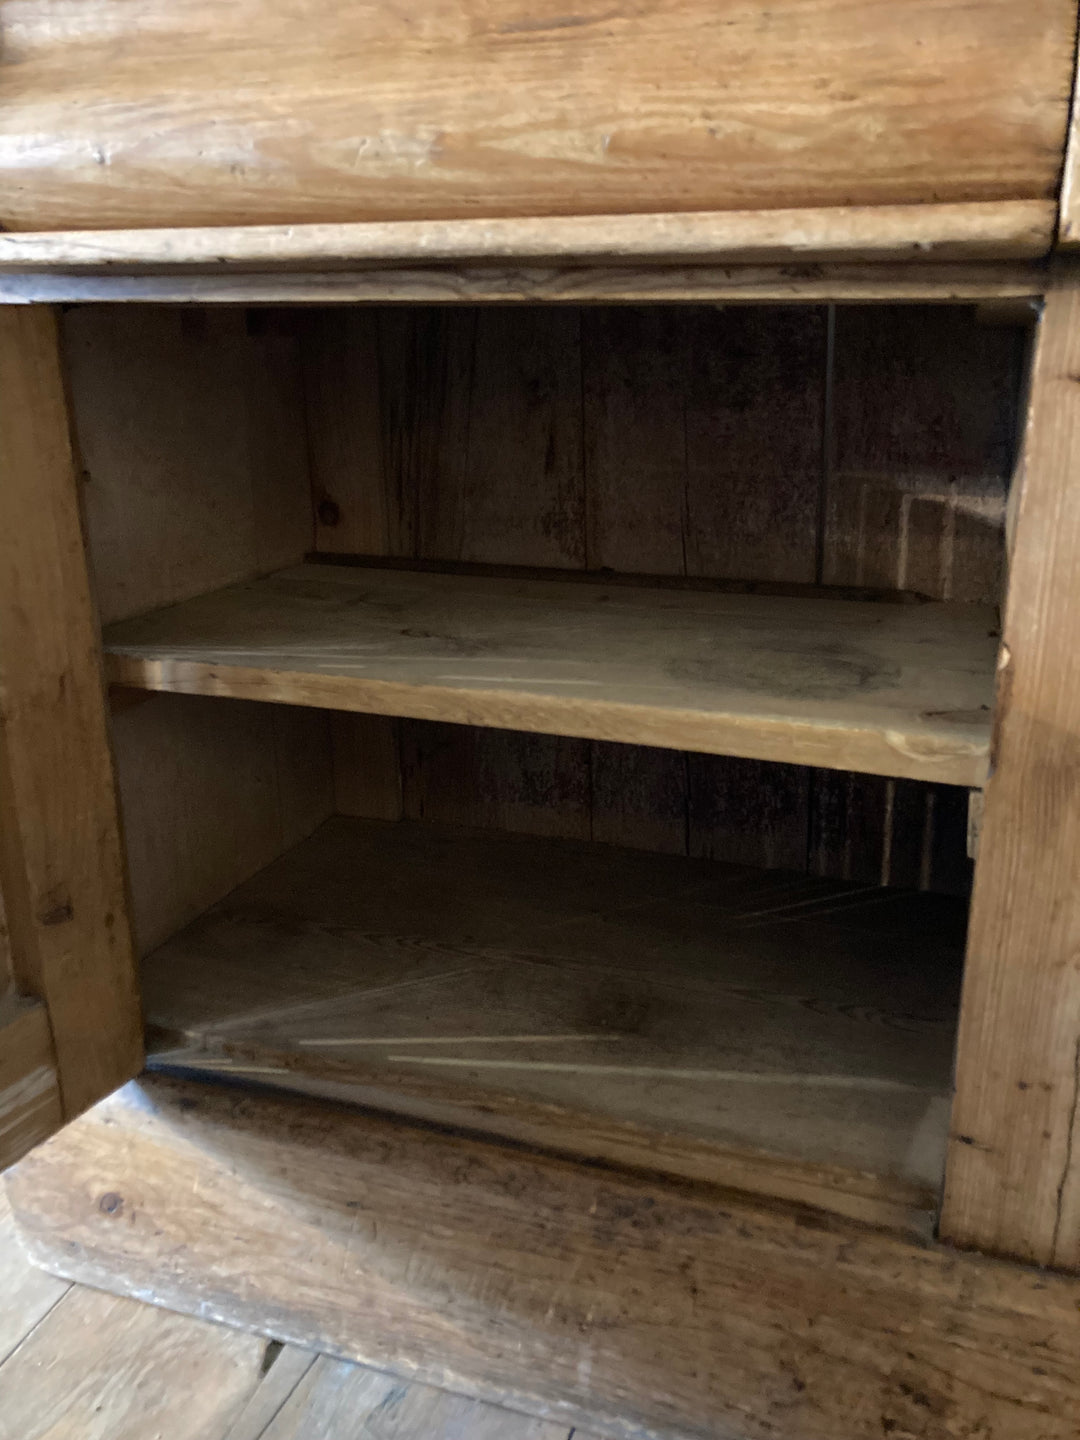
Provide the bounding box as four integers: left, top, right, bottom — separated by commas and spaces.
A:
143, 817, 966, 1234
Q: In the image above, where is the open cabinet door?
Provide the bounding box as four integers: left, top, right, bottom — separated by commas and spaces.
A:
0, 305, 142, 1172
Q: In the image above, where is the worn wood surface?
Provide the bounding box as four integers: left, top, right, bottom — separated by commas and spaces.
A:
103, 563, 996, 786
0, 1278, 269, 1440
0, 1185, 596, 1440
0, 264, 1049, 307
941, 268, 1080, 1269
0, 1185, 68, 1365
0, 995, 61, 1176
142, 815, 965, 1233
311, 302, 1016, 892
11, 1072, 1080, 1440
0, 1, 1072, 232
66, 307, 312, 627
0, 305, 142, 1118
62, 306, 333, 954
111, 695, 333, 956
0, 203, 1058, 272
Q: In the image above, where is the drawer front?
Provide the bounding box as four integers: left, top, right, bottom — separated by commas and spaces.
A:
0, 0, 1074, 232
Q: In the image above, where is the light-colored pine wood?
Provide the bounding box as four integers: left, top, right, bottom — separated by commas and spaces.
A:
103, 563, 996, 787
0, 305, 142, 1118
0, 1184, 68, 1366
65, 307, 312, 627
250, 1356, 577, 1440
0, 203, 1057, 271
1057, 72, 1080, 246
0, 0, 1071, 233
0, 1282, 269, 1440
63, 306, 335, 955
941, 266, 1080, 1269
12, 1072, 1080, 1440
0, 995, 62, 1176
220, 1348, 318, 1440
141, 815, 963, 1233
0, 263, 1048, 306
111, 695, 333, 956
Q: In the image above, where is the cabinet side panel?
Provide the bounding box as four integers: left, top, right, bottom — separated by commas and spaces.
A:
64, 307, 332, 953
941, 270, 1080, 1269
0, 306, 142, 1116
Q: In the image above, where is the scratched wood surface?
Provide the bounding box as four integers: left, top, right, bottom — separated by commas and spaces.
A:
11, 1072, 1080, 1440
140, 814, 965, 1233
0, 1182, 594, 1440
0, 1, 1072, 231
102, 562, 997, 787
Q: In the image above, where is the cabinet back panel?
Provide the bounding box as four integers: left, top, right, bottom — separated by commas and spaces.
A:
310, 304, 1024, 893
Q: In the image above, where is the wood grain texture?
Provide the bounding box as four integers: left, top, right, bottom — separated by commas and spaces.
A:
0, 995, 61, 1176
310, 302, 1016, 890
250, 1357, 578, 1440
825, 305, 1025, 605
66, 307, 312, 626
0, 1281, 269, 1440
111, 695, 333, 956
941, 267, 1080, 1269
0, 305, 142, 1117
1057, 77, 1080, 247
0, 265, 1051, 308
0, 203, 1058, 271
0, 1182, 68, 1366
102, 563, 997, 786
140, 814, 963, 1231
0, 1, 1072, 232
12, 1072, 1080, 1440
63, 306, 332, 954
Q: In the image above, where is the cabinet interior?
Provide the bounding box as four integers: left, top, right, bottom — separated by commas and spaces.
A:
72, 300, 1027, 1235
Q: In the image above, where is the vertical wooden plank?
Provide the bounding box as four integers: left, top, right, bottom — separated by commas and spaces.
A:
112, 695, 333, 957
0, 305, 142, 1116
590, 742, 688, 855
941, 269, 1080, 1269
583, 308, 690, 575
419, 308, 585, 567
813, 303, 1020, 892
66, 308, 260, 624
331, 713, 403, 821
689, 756, 809, 871
826, 304, 1023, 603
400, 723, 590, 841
302, 309, 408, 557
244, 311, 315, 573
684, 307, 827, 583
0, 996, 62, 1174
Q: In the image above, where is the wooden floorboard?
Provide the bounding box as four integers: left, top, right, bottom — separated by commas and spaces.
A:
0, 1179, 590, 1439
103, 562, 997, 786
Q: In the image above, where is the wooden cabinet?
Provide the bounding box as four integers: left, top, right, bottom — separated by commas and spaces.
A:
3, 15, 1080, 1434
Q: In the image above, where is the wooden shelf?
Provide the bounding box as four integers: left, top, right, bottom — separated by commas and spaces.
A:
104, 563, 997, 786
145, 816, 966, 1236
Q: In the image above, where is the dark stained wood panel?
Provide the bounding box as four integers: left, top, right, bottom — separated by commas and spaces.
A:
0, 1, 1072, 231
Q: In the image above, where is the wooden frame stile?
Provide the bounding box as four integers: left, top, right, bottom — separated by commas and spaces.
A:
940, 261, 1080, 1269
0, 304, 142, 1165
